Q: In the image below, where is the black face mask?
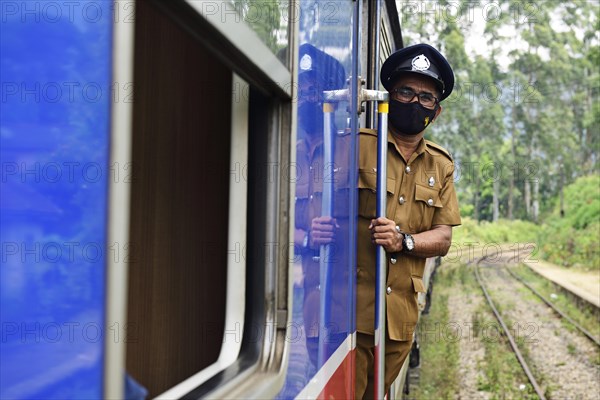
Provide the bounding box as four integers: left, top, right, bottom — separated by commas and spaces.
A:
298, 102, 324, 134
389, 100, 438, 136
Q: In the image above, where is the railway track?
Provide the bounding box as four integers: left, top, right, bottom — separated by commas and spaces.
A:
473, 254, 600, 400
473, 255, 547, 400
503, 266, 600, 347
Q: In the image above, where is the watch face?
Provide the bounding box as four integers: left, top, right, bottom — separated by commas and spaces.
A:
405, 235, 415, 251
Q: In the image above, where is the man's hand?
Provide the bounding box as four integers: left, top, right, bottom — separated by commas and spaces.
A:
310, 216, 339, 248
369, 217, 403, 253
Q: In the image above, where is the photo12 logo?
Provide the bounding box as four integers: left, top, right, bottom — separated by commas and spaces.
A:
2, 321, 137, 344
399, 1, 539, 26
1, 162, 133, 184
1, 82, 134, 104
1, 2, 135, 24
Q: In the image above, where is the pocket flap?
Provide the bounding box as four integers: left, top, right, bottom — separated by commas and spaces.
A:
359, 169, 395, 194
415, 184, 442, 207
411, 276, 426, 293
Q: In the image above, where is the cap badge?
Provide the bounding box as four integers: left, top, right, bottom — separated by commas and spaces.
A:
300, 54, 312, 71
411, 54, 430, 71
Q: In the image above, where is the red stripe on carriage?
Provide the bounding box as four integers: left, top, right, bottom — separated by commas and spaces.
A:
316, 349, 355, 399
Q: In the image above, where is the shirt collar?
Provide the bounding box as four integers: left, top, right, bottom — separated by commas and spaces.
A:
387, 130, 427, 163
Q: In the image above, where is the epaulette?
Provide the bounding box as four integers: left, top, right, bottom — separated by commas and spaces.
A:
359, 128, 377, 137
425, 140, 453, 161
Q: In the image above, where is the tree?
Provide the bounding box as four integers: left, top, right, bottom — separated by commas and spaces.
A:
399, 0, 599, 223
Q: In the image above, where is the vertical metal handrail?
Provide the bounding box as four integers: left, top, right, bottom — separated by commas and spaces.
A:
323, 88, 389, 398
374, 100, 389, 399
318, 102, 335, 368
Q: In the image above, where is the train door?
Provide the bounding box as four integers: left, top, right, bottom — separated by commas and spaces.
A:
275, 1, 404, 398
275, 1, 362, 398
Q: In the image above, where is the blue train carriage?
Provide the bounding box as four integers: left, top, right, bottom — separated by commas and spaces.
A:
0, 1, 439, 399
1, 1, 117, 399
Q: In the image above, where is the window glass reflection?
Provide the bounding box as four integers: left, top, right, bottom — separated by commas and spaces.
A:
231, 0, 289, 63
277, 2, 357, 398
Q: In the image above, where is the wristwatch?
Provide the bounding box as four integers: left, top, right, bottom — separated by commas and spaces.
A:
402, 232, 415, 253
395, 225, 415, 253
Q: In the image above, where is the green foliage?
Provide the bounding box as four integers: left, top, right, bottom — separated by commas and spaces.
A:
453, 217, 541, 246
540, 221, 600, 269
538, 175, 600, 269
562, 175, 600, 229
454, 176, 600, 269
459, 202, 474, 218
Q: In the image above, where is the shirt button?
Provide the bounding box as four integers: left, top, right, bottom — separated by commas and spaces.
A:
399, 196, 405, 205
427, 198, 434, 206
405, 166, 411, 173
390, 257, 397, 264
310, 195, 314, 200
386, 286, 392, 295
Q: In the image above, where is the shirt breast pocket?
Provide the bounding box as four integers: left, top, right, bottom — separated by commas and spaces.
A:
411, 183, 442, 232
358, 169, 395, 219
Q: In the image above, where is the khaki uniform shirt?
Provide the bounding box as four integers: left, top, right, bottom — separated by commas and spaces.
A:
356, 128, 461, 341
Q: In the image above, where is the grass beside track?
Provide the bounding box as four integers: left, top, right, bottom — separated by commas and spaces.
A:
410, 266, 460, 399
412, 263, 538, 399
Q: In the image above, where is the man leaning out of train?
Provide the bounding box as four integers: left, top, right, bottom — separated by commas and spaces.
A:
355, 43, 461, 399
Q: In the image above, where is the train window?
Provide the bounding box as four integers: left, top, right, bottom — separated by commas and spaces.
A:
117, 1, 294, 398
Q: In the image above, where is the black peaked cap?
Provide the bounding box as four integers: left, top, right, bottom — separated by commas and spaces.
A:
380, 43, 455, 101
